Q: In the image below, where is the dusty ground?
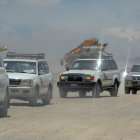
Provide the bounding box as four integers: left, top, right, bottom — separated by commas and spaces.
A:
0, 69, 140, 140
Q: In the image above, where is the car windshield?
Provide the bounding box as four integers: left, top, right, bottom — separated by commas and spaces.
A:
4, 61, 36, 74
131, 65, 140, 72
70, 60, 98, 70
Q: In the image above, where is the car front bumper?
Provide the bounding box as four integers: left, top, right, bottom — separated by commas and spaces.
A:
57, 81, 95, 91
125, 80, 140, 89
9, 86, 35, 100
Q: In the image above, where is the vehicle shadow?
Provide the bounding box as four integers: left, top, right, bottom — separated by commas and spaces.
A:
10, 102, 44, 107
65, 95, 120, 99
0, 115, 11, 119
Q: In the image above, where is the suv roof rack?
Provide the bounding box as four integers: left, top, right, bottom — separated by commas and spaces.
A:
79, 52, 113, 60
6, 52, 45, 60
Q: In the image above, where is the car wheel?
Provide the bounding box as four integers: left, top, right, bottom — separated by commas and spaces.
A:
132, 89, 137, 94
110, 82, 118, 96
92, 82, 100, 98
29, 88, 38, 106
0, 93, 8, 118
59, 88, 67, 98
79, 91, 86, 98
125, 87, 130, 94
42, 86, 51, 105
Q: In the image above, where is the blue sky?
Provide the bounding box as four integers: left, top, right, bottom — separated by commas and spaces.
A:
0, 0, 140, 62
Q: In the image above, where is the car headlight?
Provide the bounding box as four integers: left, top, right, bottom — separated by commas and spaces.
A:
84, 76, 94, 82
21, 80, 33, 87
59, 75, 67, 82
125, 76, 132, 81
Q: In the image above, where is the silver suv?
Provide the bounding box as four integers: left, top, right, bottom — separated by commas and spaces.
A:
0, 57, 9, 117
4, 52, 53, 106
57, 57, 120, 98
125, 64, 140, 94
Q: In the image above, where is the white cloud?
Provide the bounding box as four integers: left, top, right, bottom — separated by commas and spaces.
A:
106, 27, 140, 41
0, 0, 9, 4
15, 0, 62, 6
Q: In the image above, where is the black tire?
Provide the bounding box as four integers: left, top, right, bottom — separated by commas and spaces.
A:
110, 82, 118, 96
42, 86, 52, 105
0, 93, 8, 118
29, 88, 38, 106
92, 82, 100, 98
79, 91, 86, 98
59, 88, 67, 98
125, 87, 130, 94
132, 89, 137, 94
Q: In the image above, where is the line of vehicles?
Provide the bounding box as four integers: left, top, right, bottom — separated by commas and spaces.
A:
0, 39, 140, 118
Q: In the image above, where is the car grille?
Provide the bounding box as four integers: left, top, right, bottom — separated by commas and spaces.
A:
9, 79, 21, 85
68, 76, 83, 82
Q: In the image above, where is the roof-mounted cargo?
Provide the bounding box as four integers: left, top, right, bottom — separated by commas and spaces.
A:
6, 52, 45, 60
79, 52, 113, 60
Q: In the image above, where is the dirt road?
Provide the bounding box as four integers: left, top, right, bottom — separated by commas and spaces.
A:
0, 70, 140, 140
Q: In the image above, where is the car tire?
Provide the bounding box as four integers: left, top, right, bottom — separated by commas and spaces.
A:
92, 82, 100, 98
79, 91, 86, 98
132, 89, 137, 94
0, 93, 8, 118
29, 88, 38, 106
125, 87, 130, 94
59, 88, 67, 98
42, 86, 51, 105
110, 82, 118, 96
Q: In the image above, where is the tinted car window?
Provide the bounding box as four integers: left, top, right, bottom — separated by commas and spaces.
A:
111, 60, 118, 70
100, 60, 108, 71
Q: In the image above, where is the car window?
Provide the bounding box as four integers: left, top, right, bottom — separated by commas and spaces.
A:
71, 60, 98, 70
111, 60, 118, 70
100, 60, 108, 71
4, 61, 36, 74
44, 61, 49, 73
38, 61, 49, 74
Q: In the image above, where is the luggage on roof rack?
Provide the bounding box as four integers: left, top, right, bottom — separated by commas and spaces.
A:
6, 52, 45, 59
79, 52, 113, 60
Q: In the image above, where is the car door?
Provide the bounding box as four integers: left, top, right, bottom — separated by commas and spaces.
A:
110, 60, 120, 84
43, 61, 51, 92
38, 61, 49, 96
100, 60, 112, 86
105, 60, 115, 85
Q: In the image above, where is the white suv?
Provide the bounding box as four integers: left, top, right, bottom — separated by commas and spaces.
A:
0, 57, 9, 117
4, 52, 53, 106
57, 58, 120, 98
125, 64, 140, 94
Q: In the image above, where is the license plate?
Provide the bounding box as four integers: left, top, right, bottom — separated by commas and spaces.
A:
71, 84, 77, 87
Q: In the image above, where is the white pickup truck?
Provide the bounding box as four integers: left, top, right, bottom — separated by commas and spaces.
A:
4, 52, 53, 106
